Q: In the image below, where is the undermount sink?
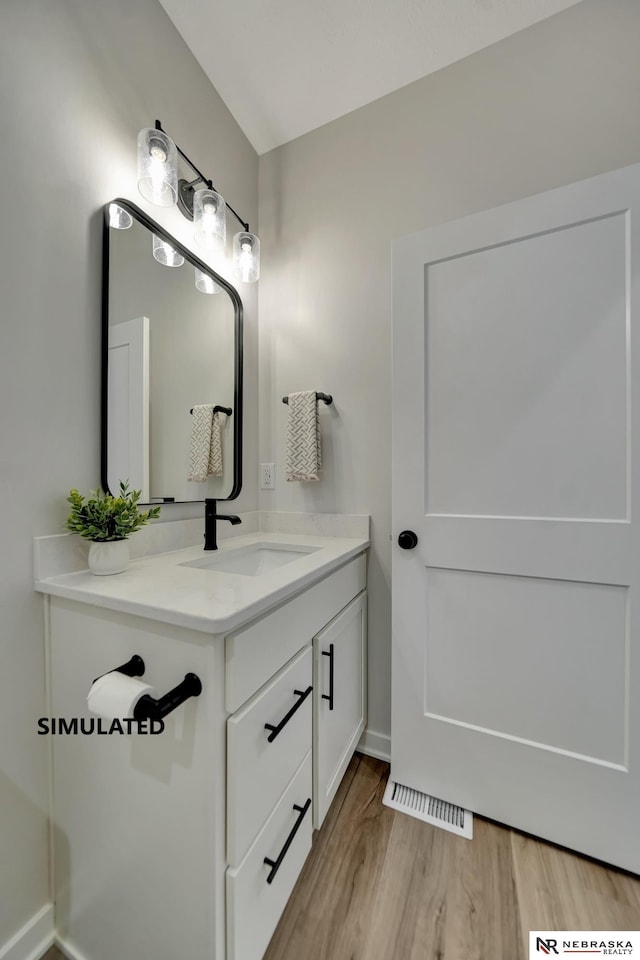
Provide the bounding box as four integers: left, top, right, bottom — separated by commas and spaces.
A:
179, 541, 320, 577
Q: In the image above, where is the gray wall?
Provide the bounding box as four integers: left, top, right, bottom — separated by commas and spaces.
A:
0, 0, 258, 949
257, 0, 640, 747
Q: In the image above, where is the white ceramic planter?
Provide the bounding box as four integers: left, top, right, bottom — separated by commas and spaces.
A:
88, 540, 129, 576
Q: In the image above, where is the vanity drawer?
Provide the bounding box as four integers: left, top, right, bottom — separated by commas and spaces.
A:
226, 752, 312, 960
225, 553, 366, 712
227, 645, 312, 866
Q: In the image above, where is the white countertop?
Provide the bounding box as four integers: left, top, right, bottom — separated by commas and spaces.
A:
35, 531, 369, 634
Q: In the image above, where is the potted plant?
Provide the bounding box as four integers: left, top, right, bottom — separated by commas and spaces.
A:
66, 482, 161, 575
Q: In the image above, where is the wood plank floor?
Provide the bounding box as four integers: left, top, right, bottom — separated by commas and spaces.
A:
264, 754, 640, 960
42, 754, 640, 960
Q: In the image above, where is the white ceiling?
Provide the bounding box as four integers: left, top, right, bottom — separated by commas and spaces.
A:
158, 0, 584, 155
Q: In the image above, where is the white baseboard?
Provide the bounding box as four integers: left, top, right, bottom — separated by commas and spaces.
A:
0, 905, 54, 960
54, 936, 90, 960
357, 728, 391, 762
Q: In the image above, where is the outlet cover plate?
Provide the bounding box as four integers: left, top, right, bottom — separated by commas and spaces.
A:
260, 463, 275, 490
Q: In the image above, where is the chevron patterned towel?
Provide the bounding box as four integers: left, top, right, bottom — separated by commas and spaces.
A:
286, 391, 322, 482
188, 405, 223, 481
208, 411, 223, 476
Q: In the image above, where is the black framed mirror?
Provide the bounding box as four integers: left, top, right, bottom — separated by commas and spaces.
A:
101, 199, 243, 504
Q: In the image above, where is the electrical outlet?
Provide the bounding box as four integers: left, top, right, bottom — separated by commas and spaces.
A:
260, 463, 275, 490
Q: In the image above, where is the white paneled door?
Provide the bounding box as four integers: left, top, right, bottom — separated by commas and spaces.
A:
107, 315, 150, 500
391, 164, 640, 871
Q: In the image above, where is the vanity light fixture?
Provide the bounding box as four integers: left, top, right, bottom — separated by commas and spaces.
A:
137, 120, 260, 282
152, 234, 184, 267
195, 268, 221, 295
109, 203, 133, 230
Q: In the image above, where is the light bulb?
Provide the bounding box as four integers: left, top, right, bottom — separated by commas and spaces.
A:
149, 142, 167, 162
149, 146, 168, 202
239, 246, 253, 281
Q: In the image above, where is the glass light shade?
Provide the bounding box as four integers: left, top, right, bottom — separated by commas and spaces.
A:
152, 234, 184, 267
109, 203, 133, 229
195, 268, 221, 294
194, 188, 226, 249
137, 128, 178, 207
232, 232, 260, 283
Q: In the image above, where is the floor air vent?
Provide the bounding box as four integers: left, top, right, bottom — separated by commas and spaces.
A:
383, 779, 473, 839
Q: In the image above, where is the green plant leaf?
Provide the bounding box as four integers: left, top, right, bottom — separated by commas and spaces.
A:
65, 482, 161, 541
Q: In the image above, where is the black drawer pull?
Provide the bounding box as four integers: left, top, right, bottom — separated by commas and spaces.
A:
322, 643, 334, 711
263, 797, 311, 884
264, 685, 312, 743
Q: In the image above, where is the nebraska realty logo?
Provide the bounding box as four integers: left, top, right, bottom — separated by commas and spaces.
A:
530, 932, 639, 957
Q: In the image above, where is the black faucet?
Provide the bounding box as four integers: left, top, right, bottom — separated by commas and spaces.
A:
204, 498, 241, 550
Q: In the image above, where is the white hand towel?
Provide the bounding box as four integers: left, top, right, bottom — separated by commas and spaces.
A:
286, 391, 322, 482
188, 405, 223, 481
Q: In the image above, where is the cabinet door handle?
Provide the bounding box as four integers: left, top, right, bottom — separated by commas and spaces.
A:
322, 643, 334, 711
263, 797, 311, 884
264, 685, 312, 743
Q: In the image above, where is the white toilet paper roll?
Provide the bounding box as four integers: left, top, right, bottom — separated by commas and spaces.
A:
87, 673, 155, 721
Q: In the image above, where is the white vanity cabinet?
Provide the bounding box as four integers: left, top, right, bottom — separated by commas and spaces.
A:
41, 546, 367, 960
224, 553, 366, 960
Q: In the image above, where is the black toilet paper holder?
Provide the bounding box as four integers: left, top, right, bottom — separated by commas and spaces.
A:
94, 655, 146, 683
94, 655, 203, 720
134, 673, 202, 722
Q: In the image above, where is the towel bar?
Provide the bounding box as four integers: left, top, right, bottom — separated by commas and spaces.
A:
282, 392, 332, 406
189, 405, 232, 415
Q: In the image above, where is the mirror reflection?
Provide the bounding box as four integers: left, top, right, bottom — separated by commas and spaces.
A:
102, 200, 242, 504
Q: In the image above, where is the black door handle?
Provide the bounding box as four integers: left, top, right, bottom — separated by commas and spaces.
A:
398, 530, 418, 549
264, 685, 312, 743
